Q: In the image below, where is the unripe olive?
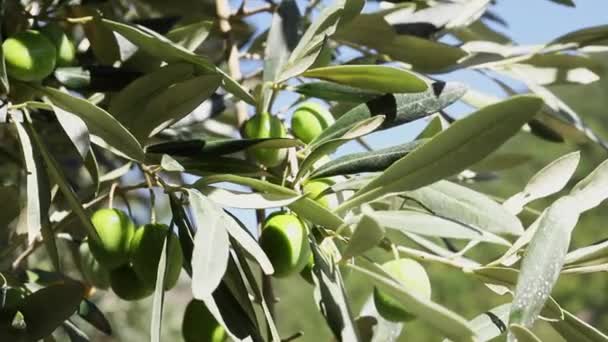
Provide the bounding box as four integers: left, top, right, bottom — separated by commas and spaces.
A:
109, 265, 153, 301
40, 23, 76, 67
291, 102, 335, 144
241, 112, 287, 167
373, 258, 431, 322
259, 213, 311, 278
182, 299, 226, 342
130, 224, 183, 291
79, 242, 111, 289
2, 30, 56, 81
89, 208, 135, 270
302, 178, 336, 209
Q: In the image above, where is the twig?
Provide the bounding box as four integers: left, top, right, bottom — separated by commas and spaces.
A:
216, 0, 249, 126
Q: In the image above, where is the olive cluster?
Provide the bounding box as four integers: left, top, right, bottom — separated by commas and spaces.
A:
2, 24, 76, 82
243, 104, 432, 322
81, 209, 183, 301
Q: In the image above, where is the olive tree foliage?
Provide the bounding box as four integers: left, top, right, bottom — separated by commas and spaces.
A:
1, 0, 608, 341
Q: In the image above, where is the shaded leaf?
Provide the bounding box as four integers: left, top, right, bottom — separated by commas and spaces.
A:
19, 282, 85, 340
311, 240, 361, 341
297, 115, 385, 181
146, 137, 302, 157
311, 140, 426, 179
77, 299, 112, 336
294, 82, 381, 103
552, 24, 608, 46
551, 309, 608, 342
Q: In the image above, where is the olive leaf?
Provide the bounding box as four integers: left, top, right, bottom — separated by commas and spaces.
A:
101, 19, 255, 105
40, 86, 144, 161
188, 189, 231, 299
303, 65, 428, 93
310, 140, 426, 179
337, 95, 544, 214
348, 258, 476, 342
503, 151, 580, 214
309, 81, 467, 149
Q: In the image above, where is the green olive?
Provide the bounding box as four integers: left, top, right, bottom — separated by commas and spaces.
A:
40, 23, 76, 67
259, 213, 311, 277
89, 208, 135, 270
373, 258, 431, 322
130, 224, 183, 291
109, 265, 154, 301
182, 299, 226, 342
302, 178, 336, 209
241, 112, 287, 167
79, 242, 111, 290
291, 102, 335, 144
2, 30, 56, 81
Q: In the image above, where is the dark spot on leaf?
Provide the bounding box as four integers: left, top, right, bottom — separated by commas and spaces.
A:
392, 23, 439, 38
366, 94, 397, 123
484, 311, 507, 333
432, 81, 446, 97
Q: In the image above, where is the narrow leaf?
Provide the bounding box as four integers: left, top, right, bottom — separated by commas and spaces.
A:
41, 87, 144, 161
294, 81, 381, 103
405, 180, 524, 236
150, 236, 168, 342
510, 324, 542, 342
569, 158, 608, 212
342, 215, 385, 259
369, 210, 510, 245
297, 115, 385, 181
311, 140, 425, 179
188, 189, 231, 299
303, 65, 427, 93
503, 152, 580, 214
442, 303, 510, 342
509, 196, 580, 329
338, 96, 544, 214
349, 259, 476, 342
310, 82, 467, 148
199, 186, 301, 209
101, 19, 255, 105
311, 240, 361, 341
